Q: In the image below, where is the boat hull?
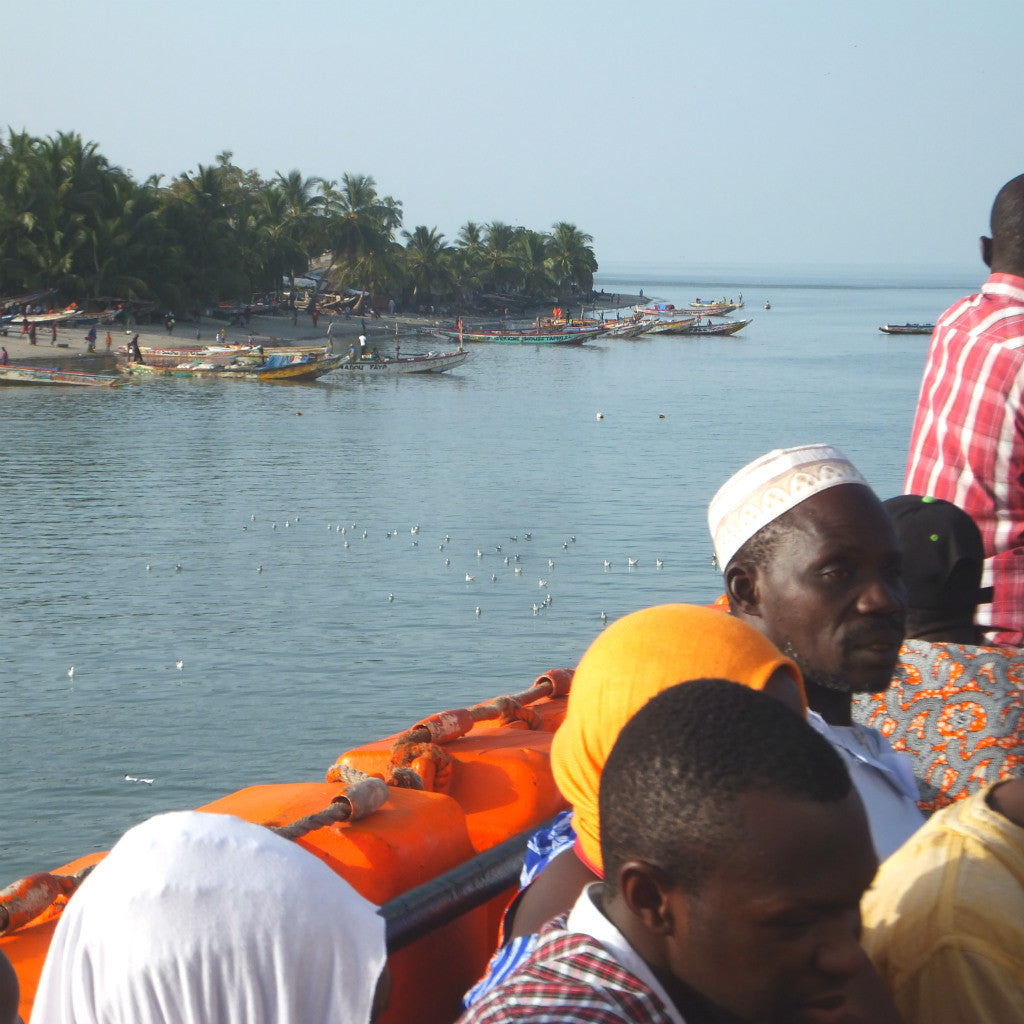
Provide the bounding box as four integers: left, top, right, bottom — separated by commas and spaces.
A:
337, 350, 468, 374
0, 366, 125, 387
675, 318, 753, 336
121, 354, 343, 381
879, 323, 934, 335
429, 328, 599, 345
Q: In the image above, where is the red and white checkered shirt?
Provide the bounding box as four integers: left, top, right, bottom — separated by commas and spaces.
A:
455, 925, 681, 1024
905, 272, 1024, 645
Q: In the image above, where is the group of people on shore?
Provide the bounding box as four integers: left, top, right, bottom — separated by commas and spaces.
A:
5, 176, 1024, 1024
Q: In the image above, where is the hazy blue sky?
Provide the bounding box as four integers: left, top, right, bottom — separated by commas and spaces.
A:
7, 0, 1022, 272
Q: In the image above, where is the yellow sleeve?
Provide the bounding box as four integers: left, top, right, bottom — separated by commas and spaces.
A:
890, 945, 1024, 1024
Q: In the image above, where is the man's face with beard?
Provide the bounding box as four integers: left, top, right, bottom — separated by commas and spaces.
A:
742, 485, 906, 697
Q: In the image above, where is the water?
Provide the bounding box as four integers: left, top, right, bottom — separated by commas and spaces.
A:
0, 265, 980, 881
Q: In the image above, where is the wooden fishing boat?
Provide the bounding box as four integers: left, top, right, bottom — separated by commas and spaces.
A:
115, 343, 333, 367
122, 352, 343, 382
636, 303, 693, 318
0, 673, 573, 1024
115, 343, 262, 367
642, 317, 699, 335
678, 317, 753, 336
336, 349, 469, 375
1, 308, 82, 327
688, 299, 741, 314
606, 318, 653, 338
0, 365, 126, 387
878, 323, 934, 335
429, 326, 602, 346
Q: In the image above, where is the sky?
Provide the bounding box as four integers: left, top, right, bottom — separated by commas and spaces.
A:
6, 0, 1023, 274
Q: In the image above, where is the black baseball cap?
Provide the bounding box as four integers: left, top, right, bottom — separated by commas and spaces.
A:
884, 494, 993, 611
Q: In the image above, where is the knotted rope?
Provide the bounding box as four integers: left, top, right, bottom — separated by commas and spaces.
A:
0, 767, 389, 937
327, 668, 574, 793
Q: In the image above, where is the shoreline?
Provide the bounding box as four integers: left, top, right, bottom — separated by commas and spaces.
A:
0, 294, 646, 367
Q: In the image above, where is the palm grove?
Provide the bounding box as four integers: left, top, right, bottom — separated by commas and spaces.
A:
0, 131, 599, 315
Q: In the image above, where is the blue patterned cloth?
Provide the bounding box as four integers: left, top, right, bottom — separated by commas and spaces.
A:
462, 809, 577, 1008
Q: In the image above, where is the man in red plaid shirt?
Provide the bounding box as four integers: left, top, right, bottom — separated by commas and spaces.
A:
457, 680, 882, 1024
905, 174, 1024, 646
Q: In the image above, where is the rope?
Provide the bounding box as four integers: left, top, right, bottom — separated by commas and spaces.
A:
327, 668, 574, 794
0, 867, 92, 936
0, 770, 389, 936
271, 774, 389, 841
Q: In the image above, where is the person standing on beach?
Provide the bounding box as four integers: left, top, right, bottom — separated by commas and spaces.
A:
1, 347, 8, 366
28, 323, 36, 345
51, 322, 57, 345
905, 174, 1024, 646
105, 331, 112, 352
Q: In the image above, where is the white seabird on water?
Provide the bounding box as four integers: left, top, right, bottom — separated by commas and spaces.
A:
175, 660, 183, 670
67, 666, 74, 679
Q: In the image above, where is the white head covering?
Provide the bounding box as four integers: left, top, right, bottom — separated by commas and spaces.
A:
709, 444, 868, 569
32, 811, 387, 1024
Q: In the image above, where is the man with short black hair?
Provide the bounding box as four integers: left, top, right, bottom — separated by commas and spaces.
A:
458, 679, 880, 1024
905, 173, 1024, 646
709, 444, 924, 857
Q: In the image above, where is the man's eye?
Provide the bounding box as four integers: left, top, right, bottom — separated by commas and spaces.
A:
821, 566, 850, 580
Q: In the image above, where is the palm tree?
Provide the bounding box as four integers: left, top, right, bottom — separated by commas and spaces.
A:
515, 230, 556, 299
481, 221, 519, 293
274, 170, 328, 302
325, 173, 403, 305
546, 222, 598, 301
402, 226, 453, 308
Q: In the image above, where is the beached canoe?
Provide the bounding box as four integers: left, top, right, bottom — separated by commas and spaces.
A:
676, 317, 753, 336
0, 309, 82, 328
641, 317, 699, 335
0, 365, 126, 387
0, 673, 573, 1024
429, 326, 602, 345
336, 349, 469, 375
878, 323, 934, 335
121, 352, 343, 382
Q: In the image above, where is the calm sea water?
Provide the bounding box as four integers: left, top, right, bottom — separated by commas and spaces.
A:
0, 264, 980, 880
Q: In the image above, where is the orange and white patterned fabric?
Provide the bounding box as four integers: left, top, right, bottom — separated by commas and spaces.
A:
853, 639, 1024, 813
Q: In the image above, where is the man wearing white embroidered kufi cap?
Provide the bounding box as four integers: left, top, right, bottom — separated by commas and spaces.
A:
709, 443, 925, 859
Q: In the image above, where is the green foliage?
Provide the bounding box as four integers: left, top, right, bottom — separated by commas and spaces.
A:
0, 131, 599, 312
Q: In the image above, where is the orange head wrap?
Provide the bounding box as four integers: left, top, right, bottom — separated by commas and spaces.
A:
550, 603, 804, 873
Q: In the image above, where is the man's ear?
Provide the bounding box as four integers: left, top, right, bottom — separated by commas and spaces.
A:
725, 561, 761, 618
981, 235, 993, 268
618, 860, 682, 937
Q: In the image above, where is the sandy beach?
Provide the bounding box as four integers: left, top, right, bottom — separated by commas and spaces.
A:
0, 293, 646, 367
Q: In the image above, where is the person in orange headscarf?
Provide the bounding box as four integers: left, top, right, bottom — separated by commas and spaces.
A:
463, 603, 805, 1007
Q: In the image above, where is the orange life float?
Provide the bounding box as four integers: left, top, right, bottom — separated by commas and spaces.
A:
0, 675, 572, 1024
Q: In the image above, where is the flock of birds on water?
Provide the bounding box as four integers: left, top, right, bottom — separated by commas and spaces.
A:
63, 512, 682, 788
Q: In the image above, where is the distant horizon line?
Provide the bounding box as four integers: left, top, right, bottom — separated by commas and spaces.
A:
595, 259, 982, 291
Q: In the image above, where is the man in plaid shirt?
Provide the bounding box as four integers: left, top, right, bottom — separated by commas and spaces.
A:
457, 680, 880, 1024
905, 174, 1024, 646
